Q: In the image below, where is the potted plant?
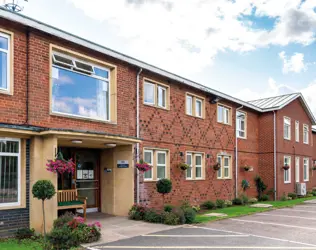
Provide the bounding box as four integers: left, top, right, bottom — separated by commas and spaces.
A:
213, 162, 221, 171
178, 162, 190, 171
46, 152, 75, 175
136, 159, 152, 173
282, 163, 290, 170
241, 165, 251, 171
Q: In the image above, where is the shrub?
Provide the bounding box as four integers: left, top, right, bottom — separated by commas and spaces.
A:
182, 207, 196, 224
47, 225, 79, 249
240, 194, 249, 204
201, 200, 216, 210
312, 191, 316, 196
173, 207, 186, 224
192, 205, 200, 213
161, 212, 180, 225
232, 197, 243, 205
259, 194, 269, 201
144, 210, 162, 223
216, 199, 226, 208
306, 193, 313, 197
241, 180, 250, 192
15, 228, 35, 240
156, 179, 172, 206
254, 175, 267, 201
164, 204, 173, 212
280, 194, 287, 201
53, 212, 74, 229
32, 180, 56, 237
248, 198, 258, 204
288, 193, 297, 200
128, 204, 147, 220
224, 200, 232, 207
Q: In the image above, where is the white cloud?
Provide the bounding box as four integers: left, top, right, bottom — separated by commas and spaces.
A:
279, 51, 306, 74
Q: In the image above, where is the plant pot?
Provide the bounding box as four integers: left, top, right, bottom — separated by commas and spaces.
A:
178, 163, 189, 171
180, 166, 188, 171
282, 165, 290, 170
213, 163, 221, 171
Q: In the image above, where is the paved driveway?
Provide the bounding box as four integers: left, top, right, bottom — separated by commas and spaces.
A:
88, 203, 316, 249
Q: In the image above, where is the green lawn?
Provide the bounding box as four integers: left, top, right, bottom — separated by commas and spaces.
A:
0, 239, 43, 250
195, 196, 316, 223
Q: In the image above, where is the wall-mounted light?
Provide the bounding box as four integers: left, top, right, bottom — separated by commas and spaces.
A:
210, 96, 221, 104
71, 140, 82, 144
179, 152, 184, 157
206, 154, 211, 159
105, 143, 117, 148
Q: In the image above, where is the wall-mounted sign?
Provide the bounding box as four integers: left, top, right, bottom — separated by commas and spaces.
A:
117, 160, 129, 168
77, 170, 83, 179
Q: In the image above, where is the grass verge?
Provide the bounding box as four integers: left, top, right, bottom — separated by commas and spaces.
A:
195, 196, 316, 224
0, 238, 44, 250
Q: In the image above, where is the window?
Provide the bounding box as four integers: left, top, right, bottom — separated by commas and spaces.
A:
52, 51, 111, 121
143, 149, 168, 181
186, 93, 204, 118
295, 157, 300, 183
217, 105, 231, 125
304, 158, 309, 181
237, 111, 246, 138
143, 79, 169, 109
284, 156, 291, 183
0, 32, 11, 93
186, 152, 204, 180
217, 155, 231, 179
0, 138, 21, 207
284, 117, 291, 140
295, 121, 299, 142
303, 124, 309, 144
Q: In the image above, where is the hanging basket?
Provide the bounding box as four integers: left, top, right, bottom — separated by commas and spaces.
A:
178, 162, 190, 171
282, 165, 290, 170
241, 166, 251, 172
213, 162, 221, 171
136, 159, 152, 173
46, 152, 75, 175
312, 165, 316, 171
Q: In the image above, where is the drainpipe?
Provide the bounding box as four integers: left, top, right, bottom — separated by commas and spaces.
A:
273, 111, 277, 201
235, 105, 243, 198
24, 27, 30, 125
136, 68, 142, 204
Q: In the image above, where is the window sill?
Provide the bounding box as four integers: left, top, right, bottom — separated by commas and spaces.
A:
186, 113, 204, 120
217, 178, 232, 180
304, 180, 309, 182
284, 181, 291, 184
50, 112, 117, 125
0, 203, 25, 211
217, 121, 231, 126
284, 138, 291, 141
237, 136, 247, 140
144, 103, 169, 111
185, 178, 205, 181
0, 88, 12, 96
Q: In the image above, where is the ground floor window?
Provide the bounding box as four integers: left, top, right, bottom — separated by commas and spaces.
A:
144, 149, 168, 181
284, 156, 291, 183
303, 158, 309, 181
0, 138, 20, 207
186, 152, 204, 180
217, 154, 231, 179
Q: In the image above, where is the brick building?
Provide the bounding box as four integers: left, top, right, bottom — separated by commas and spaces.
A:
0, 9, 315, 236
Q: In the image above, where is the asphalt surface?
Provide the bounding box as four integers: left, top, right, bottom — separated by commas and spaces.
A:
88, 203, 316, 250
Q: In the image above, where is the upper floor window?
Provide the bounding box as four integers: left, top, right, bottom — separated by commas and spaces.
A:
144, 79, 169, 109
217, 105, 231, 125
284, 117, 291, 140
284, 156, 291, 183
217, 154, 231, 179
295, 121, 299, 142
186, 93, 204, 118
303, 158, 309, 181
144, 149, 168, 181
0, 138, 21, 208
303, 124, 309, 144
51, 51, 111, 121
186, 152, 204, 180
0, 32, 11, 94
236, 111, 246, 139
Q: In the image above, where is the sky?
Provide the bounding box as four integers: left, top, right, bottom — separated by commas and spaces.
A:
13, 0, 316, 115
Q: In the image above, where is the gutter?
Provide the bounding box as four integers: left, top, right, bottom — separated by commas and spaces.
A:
273, 111, 277, 201
235, 105, 243, 198
136, 68, 142, 204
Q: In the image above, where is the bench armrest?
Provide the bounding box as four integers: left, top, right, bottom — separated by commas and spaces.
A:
77, 196, 88, 201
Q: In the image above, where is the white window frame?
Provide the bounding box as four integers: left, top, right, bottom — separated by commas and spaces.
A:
236, 111, 246, 139
295, 121, 299, 142
217, 155, 231, 180
223, 156, 230, 178
144, 149, 153, 181
144, 81, 155, 106
217, 105, 230, 125
303, 124, 309, 144
217, 156, 222, 179
157, 85, 167, 108
0, 32, 11, 94
0, 138, 21, 208
284, 117, 291, 140
195, 99, 203, 118
156, 151, 166, 180
284, 156, 291, 184
304, 158, 309, 182
195, 154, 203, 179
186, 153, 193, 180
186, 95, 193, 116
295, 156, 300, 183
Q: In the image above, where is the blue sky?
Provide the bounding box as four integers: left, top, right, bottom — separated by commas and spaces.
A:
16, 0, 316, 114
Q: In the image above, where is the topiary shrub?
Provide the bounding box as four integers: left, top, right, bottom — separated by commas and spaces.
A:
201, 200, 216, 210
232, 197, 243, 205
288, 193, 297, 200
32, 180, 56, 237
216, 199, 226, 208
241, 180, 250, 192
156, 179, 172, 207
144, 210, 162, 223
254, 175, 267, 201
164, 204, 173, 212
182, 207, 196, 224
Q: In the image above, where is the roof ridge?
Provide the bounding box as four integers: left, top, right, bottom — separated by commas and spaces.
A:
248, 92, 300, 103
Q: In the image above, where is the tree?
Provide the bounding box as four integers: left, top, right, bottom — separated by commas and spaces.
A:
254, 175, 267, 201
32, 180, 56, 237
156, 179, 172, 207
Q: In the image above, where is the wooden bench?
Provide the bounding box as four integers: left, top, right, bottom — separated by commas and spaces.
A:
57, 189, 87, 221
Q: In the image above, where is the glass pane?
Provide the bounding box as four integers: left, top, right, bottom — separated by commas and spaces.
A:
224, 109, 229, 123
157, 165, 165, 179
195, 155, 202, 165
157, 153, 165, 164
0, 36, 8, 50
52, 66, 109, 120
77, 189, 96, 207
224, 167, 229, 177
186, 154, 192, 165
186, 96, 192, 114
0, 156, 18, 204
0, 141, 19, 153
196, 167, 201, 178
144, 151, 152, 164
144, 83, 154, 104
76, 181, 98, 189
186, 167, 192, 178
196, 100, 202, 116
94, 67, 109, 79
0, 51, 7, 89
224, 157, 229, 167
217, 167, 221, 178
144, 169, 152, 179
158, 87, 166, 107
217, 106, 223, 122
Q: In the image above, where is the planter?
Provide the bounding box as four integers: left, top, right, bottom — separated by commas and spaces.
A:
178, 163, 190, 171
213, 163, 221, 171
282, 165, 290, 170
241, 166, 254, 172
136, 160, 152, 173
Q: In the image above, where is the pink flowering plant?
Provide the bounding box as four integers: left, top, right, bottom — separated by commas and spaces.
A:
46, 152, 75, 175
135, 159, 152, 172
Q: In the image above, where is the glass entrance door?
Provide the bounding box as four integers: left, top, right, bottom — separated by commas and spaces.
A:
75, 150, 100, 210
